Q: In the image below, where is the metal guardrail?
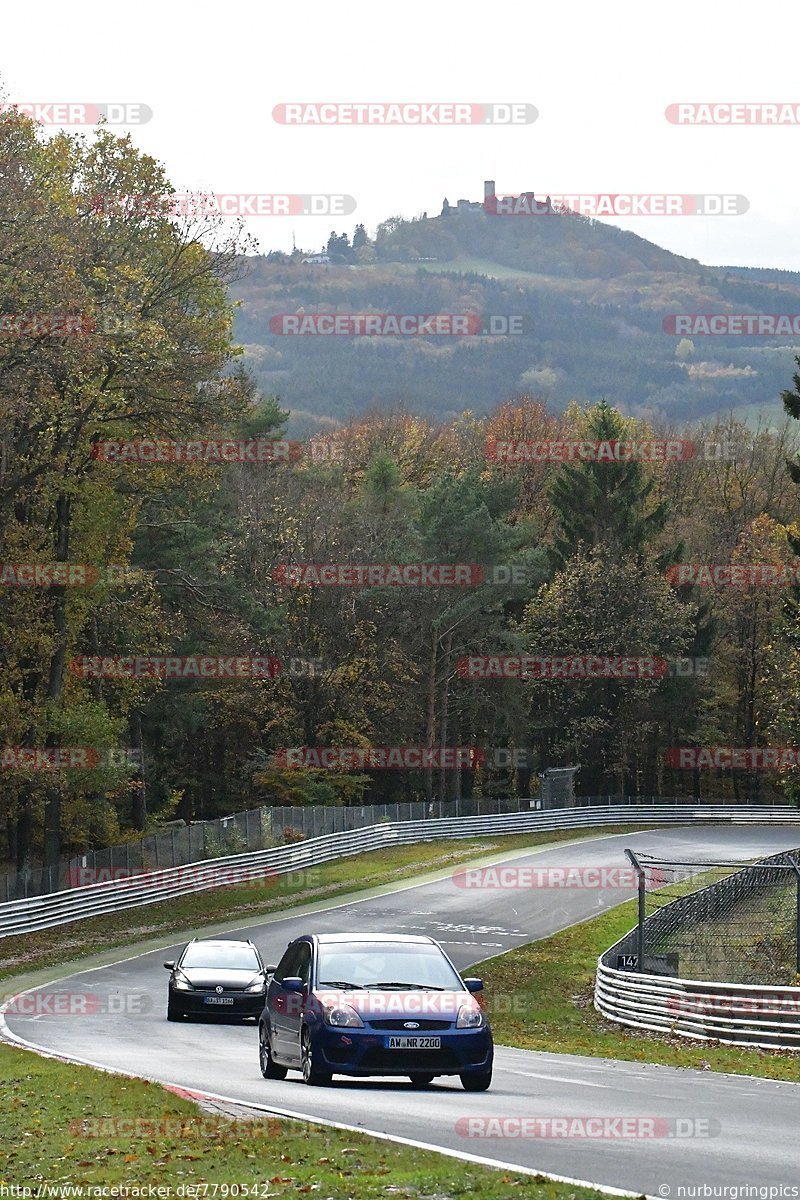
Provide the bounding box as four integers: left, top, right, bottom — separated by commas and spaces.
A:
595, 962, 800, 1049
3, 793, 782, 902
595, 846, 800, 1049
2, 804, 799, 940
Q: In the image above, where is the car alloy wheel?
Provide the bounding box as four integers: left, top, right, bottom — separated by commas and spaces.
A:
259, 1026, 288, 1080
301, 1027, 332, 1086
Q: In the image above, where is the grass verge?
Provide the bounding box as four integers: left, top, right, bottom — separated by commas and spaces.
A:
0, 1041, 612, 1196
475, 898, 800, 1082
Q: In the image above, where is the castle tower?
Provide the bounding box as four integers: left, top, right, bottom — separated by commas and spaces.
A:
484, 179, 496, 200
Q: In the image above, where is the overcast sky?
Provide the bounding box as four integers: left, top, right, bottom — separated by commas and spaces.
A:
3, 0, 800, 269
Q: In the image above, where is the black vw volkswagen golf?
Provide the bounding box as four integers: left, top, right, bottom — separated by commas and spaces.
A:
164, 938, 268, 1021
258, 933, 493, 1089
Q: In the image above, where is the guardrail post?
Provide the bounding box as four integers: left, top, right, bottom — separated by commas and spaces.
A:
625, 848, 646, 973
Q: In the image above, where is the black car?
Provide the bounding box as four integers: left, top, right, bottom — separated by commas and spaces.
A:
258, 933, 493, 1089
164, 938, 268, 1021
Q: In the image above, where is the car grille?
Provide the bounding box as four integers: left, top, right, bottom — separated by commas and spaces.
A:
368, 1019, 452, 1031
359, 1048, 461, 1071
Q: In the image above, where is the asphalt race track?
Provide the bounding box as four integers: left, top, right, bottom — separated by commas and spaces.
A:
4, 826, 800, 1196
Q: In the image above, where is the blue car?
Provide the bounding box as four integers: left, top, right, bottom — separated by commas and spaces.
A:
258, 933, 493, 1089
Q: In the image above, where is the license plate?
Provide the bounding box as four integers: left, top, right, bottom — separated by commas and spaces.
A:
204, 996, 234, 1005
385, 1036, 441, 1049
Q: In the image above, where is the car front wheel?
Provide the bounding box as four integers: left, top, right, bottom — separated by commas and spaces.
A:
301, 1028, 332, 1086
167, 998, 182, 1022
460, 1069, 492, 1091
259, 1026, 288, 1080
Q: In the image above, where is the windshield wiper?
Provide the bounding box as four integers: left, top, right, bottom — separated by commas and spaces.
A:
317, 980, 367, 990
368, 981, 445, 991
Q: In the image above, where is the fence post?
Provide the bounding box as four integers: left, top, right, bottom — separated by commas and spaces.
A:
792, 858, 800, 974
625, 848, 646, 973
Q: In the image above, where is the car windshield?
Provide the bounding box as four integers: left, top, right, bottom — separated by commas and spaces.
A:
316, 942, 463, 990
181, 943, 260, 970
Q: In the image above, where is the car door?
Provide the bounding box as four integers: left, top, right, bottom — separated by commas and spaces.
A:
268, 943, 301, 1060
283, 941, 312, 1060
268, 941, 309, 1062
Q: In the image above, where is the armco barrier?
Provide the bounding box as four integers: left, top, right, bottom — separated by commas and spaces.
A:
2, 804, 800, 940
595, 961, 800, 1050
595, 846, 800, 1049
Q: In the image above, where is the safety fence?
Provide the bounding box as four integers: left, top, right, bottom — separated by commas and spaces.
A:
2, 803, 799, 940
595, 846, 800, 1049
2, 796, 534, 901
2, 793, 790, 902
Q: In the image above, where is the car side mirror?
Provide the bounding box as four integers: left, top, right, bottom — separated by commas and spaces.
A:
463, 978, 484, 993
265, 964, 278, 975
282, 976, 304, 993
163, 961, 176, 970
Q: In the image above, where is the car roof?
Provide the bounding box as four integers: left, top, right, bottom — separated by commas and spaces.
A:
309, 933, 437, 945
185, 938, 257, 947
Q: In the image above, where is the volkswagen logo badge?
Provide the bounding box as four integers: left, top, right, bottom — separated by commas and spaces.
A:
215, 985, 223, 993
403, 1021, 420, 1029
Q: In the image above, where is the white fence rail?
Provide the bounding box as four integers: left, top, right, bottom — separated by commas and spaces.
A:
595, 961, 800, 1049
595, 840, 800, 1050
3, 804, 800, 940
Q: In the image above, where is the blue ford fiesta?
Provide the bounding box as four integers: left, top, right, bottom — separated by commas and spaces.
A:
257, 933, 493, 1089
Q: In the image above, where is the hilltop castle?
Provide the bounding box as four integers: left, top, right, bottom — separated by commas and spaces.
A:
441, 179, 553, 216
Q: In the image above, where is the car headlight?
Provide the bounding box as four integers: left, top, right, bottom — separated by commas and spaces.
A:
456, 1004, 484, 1029
322, 1002, 364, 1028
244, 977, 267, 993
173, 970, 194, 992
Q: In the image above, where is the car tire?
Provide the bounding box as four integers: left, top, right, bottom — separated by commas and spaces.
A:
460, 1069, 492, 1092
166, 999, 182, 1022
409, 1073, 435, 1087
259, 1025, 288, 1080
301, 1027, 332, 1086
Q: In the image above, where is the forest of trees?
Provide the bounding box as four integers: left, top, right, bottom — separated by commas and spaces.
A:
4, 108, 800, 875
235, 232, 800, 435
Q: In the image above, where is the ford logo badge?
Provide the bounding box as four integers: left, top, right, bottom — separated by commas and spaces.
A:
403, 1021, 420, 1029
